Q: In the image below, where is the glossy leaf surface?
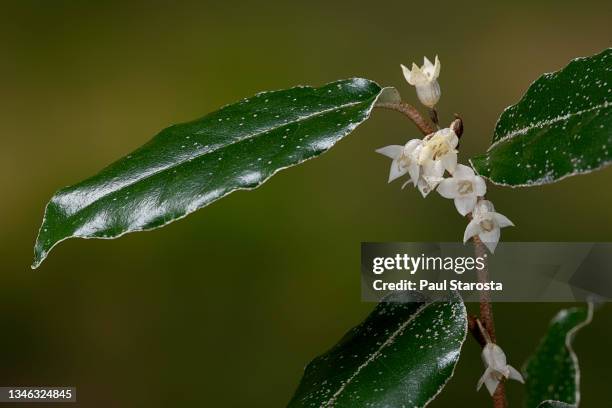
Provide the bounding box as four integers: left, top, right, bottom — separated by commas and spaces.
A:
471, 48, 612, 186
524, 304, 593, 408
287, 292, 467, 408
33, 79, 385, 268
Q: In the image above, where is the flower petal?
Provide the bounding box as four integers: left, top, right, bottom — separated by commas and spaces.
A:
473, 175, 487, 196
433, 55, 441, 79
376, 145, 403, 159
437, 178, 459, 199
417, 177, 434, 197
409, 63, 428, 85
415, 82, 440, 108
448, 131, 459, 149
493, 212, 514, 228
477, 367, 492, 391
484, 374, 501, 396
400, 64, 413, 85
423, 159, 445, 178
507, 365, 524, 383
404, 138, 423, 153
463, 219, 482, 243
486, 344, 508, 368
407, 163, 420, 185
441, 151, 457, 173
452, 163, 475, 178
473, 200, 495, 218
388, 159, 408, 183
418, 145, 433, 165
455, 196, 477, 216
479, 227, 501, 253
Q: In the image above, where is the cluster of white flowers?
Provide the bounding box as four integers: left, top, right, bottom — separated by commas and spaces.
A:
377, 56, 514, 252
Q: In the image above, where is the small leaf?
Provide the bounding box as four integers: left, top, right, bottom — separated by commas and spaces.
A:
471, 48, 612, 186
287, 292, 467, 408
524, 303, 594, 408
33, 79, 387, 268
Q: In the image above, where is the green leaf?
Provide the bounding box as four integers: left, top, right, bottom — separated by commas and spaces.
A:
537, 401, 575, 408
470, 48, 612, 186
287, 292, 467, 408
524, 303, 594, 408
33, 78, 388, 268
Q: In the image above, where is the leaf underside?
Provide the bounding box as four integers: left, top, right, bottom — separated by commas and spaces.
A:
287, 292, 467, 408
523, 304, 593, 408
33, 78, 384, 268
471, 48, 612, 186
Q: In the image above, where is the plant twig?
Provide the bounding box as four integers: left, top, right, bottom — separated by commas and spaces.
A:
472, 234, 497, 342
472, 233, 507, 408
428, 108, 440, 129
375, 101, 436, 136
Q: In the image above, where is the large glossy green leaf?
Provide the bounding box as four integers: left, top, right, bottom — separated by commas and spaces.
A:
471, 48, 611, 186
523, 303, 593, 408
33, 78, 388, 268
287, 292, 467, 408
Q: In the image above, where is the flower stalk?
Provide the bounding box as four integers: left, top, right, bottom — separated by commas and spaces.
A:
376, 100, 436, 135
375, 57, 518, 407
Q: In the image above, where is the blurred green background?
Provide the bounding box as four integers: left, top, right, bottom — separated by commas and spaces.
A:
1, 1, 611, 407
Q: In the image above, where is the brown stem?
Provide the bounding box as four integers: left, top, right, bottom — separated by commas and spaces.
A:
428, 108, 440, 129
473, 234, 497, 342
472, 234, 507, 408
375, 101, 436, 136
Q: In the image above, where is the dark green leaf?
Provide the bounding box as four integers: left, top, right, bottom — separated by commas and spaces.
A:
33, 78, 387, 268
471, 48, 612, 186
537, 401, 575, 408
287, 292, 467, 408
524, 303, 593, 408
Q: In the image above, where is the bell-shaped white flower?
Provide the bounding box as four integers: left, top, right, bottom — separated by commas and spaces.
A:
477, 342, 524, 396
463, 200, 514, 253
437, 164, 487, 216
418, 128, 458, 174
414, 159, 445, 197
376, 139, 422, 184
401, 56, 441, 108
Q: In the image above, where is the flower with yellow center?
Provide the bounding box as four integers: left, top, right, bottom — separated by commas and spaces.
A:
463, 200, 514, 253
437, 164, 487, 215
418, 128, 458, 174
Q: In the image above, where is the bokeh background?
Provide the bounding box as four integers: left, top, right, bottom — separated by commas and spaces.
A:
1, 1, 611, 407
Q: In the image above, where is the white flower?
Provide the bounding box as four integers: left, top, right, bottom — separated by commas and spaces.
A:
413, 159, 445, 197
376, 139, 422, 184
477, 342, 524, 396
418, 128, 458, 174
401, 56, 441, 108
437, 164, 487, 216
463, 200, 514, 253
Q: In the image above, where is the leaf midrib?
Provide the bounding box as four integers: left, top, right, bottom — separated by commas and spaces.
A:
322, 302, 431, 407
57, 98, 370, 218
489, 101, 609, 151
